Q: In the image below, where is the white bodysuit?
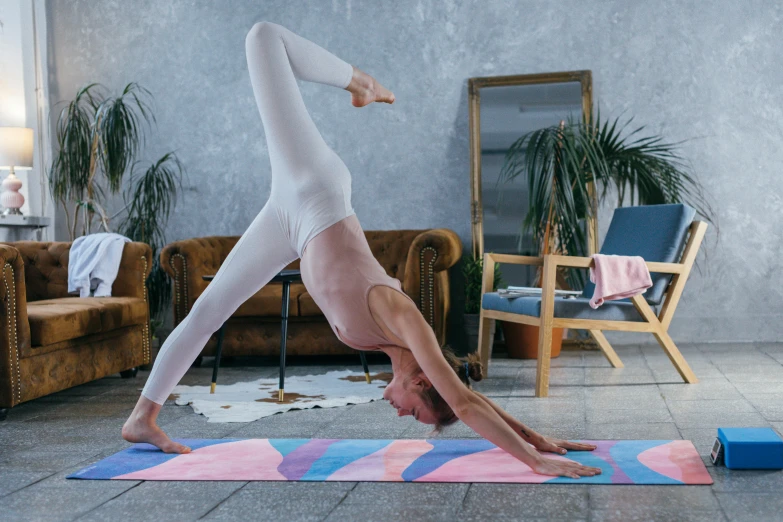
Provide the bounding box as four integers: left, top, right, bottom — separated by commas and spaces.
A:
141, 21, 407, 404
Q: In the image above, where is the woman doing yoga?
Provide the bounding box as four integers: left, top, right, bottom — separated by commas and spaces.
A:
122, 21, 601, 479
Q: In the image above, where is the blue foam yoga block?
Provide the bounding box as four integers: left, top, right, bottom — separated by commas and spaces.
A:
717, 428, 783, 469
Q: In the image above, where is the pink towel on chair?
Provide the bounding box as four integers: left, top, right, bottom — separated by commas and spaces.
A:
589, 254, 653, 309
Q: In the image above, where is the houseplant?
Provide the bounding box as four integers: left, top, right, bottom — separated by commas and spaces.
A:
48, 82, 187, 351
495, 107, 714, 357
462, 253, 504, 355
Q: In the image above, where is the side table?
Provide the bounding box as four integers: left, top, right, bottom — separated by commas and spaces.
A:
202, 269, 371, 402
0, 214, 51, 241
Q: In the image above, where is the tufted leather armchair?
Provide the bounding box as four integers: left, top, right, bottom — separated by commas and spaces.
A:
160, 227, 462, 360
0, 240, 153, 412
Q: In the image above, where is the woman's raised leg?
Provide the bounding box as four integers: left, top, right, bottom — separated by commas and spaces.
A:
244, 21, 394, 177
123, 202, 298, 452
245, 21, 353, 178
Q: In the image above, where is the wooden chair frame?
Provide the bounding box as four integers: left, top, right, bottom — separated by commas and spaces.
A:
477, 221, 708, 397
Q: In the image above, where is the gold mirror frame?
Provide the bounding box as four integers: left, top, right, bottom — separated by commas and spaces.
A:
468, 70, 597, 260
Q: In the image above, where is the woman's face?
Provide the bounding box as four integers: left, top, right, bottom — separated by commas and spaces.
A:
382, 371, 439, 425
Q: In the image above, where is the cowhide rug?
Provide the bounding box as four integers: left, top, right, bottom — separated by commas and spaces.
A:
167, 370, 392, 423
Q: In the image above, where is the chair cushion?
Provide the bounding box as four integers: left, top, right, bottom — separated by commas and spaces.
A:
581, 204, 696, 305
26, 297, 148, 347
482, 292, 646, 322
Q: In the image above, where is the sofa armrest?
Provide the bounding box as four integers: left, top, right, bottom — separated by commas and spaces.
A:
402, 228, 463, 344
110, 241, 154, 366
112, 242, 154, 298
0, 244, 32, 408
406, 228, 463, 274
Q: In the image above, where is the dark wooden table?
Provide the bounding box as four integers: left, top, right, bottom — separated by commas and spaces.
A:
202, 269, 371, 402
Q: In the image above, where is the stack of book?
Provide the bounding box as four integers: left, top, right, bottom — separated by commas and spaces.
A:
497, 286, 582, 299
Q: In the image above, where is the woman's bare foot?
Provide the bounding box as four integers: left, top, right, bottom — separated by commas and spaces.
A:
122, 396, 191, 454
346, 65, 395, 107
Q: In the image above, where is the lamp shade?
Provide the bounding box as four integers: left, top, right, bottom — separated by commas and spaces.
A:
0, 127, 34, 170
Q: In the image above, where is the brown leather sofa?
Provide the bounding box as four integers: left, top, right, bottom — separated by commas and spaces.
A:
0, 241, 153, 417
160, 227, 462, 361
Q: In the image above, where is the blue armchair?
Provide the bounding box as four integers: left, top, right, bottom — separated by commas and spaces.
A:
477, 204, 708, 397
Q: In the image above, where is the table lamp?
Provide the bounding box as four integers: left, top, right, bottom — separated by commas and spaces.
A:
0, 127, 34, 215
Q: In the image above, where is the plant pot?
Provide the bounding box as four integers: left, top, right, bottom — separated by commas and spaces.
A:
501, 321, 563, 359
463, 313, 496, 355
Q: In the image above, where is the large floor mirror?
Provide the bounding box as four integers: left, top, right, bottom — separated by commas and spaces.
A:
468, 70, 597, 287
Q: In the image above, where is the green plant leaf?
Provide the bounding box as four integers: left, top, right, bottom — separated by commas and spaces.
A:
118, 152, 186, 325
496, 104, 716, 290
462, 253, 504, 314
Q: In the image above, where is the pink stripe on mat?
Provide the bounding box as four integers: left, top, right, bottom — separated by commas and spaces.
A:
115, 439, 285, 481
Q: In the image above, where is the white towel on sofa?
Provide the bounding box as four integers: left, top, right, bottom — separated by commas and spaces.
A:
67, 233, 132, 297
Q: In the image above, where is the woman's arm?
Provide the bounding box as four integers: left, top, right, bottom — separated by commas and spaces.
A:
381, 300, 601, 479
473, 391, 597, 455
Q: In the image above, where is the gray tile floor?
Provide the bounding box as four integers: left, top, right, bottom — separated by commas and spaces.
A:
2, 343, 783, 521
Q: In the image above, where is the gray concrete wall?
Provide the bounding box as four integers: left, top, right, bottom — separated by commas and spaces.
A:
45, 0, 783, 346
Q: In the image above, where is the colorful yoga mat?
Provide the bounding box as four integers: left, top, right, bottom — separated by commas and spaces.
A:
67, 438, 713, 484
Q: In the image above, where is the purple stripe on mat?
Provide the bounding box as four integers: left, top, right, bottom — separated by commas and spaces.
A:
591, 440, 634, 484
278, 438, 339, 480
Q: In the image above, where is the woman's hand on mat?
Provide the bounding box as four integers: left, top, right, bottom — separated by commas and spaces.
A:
531, 456, 602, 479
531, 435, 598, 455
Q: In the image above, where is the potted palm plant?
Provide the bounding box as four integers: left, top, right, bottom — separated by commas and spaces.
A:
496, 107, 713, 358
49, 82, 187, 360
463, 253, 504, 354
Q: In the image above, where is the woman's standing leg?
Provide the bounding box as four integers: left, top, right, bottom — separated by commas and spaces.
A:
123, 202, 298, 452
140, 204, 298, 405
